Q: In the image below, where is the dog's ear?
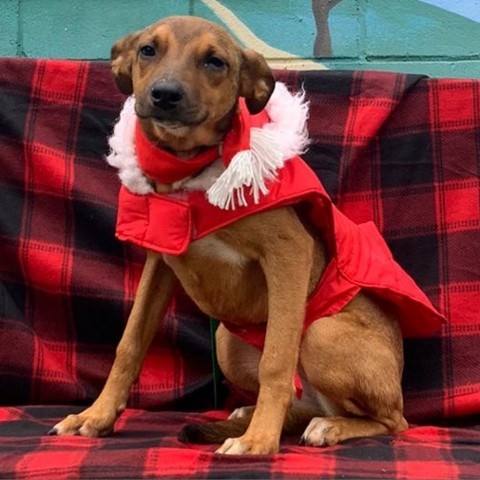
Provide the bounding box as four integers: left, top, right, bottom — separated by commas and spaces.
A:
239, 49, 275, 115
110, 32, 140, 95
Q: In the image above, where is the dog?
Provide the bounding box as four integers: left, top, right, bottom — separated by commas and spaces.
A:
49, 16, 443, 455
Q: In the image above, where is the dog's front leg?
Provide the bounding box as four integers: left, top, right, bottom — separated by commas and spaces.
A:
50, 252, 175, 437
217, 222, 314, 455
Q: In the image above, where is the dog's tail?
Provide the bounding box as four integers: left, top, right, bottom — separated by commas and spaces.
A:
179, 417, 250, 444
178, 406, 319, 444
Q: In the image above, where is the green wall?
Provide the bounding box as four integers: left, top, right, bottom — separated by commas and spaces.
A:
2, 0, 480, 78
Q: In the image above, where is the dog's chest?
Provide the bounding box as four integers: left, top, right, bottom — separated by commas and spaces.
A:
163, 234, 267, 322
189, 236, 248, 267
163, 235, 247, 270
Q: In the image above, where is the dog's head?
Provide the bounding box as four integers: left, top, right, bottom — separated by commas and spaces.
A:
111, 16, 274, 152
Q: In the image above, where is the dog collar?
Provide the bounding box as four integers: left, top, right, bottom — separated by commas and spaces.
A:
107, 82, 310, 210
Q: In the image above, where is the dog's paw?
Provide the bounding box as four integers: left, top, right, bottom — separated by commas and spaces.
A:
48, 411, 116, 438
228, 406, 255, 420
216, 437, 249, 455
216, 435, 279, 455
300, 418, 341, 447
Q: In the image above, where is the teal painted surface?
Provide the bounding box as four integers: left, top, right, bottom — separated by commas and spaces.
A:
1, 0, 480, 78
322, 59, 480, 78
20, 0, 191, 59
0, 0, 19, 56
324, 1, 362, 59
364, 0, 480, 58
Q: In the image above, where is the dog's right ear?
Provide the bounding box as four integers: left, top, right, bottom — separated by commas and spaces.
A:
111, 32, 140, 95
239, 49, 275, 115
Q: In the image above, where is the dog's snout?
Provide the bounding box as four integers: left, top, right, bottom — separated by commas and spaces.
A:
150, 81, 184, 111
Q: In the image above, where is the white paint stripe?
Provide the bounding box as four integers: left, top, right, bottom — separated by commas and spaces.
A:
201, 0, 326, 70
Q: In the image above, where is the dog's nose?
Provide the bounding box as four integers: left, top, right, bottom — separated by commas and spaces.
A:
150, 81, 184, 111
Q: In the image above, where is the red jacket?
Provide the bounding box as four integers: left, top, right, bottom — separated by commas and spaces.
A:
116, 156, 445, 343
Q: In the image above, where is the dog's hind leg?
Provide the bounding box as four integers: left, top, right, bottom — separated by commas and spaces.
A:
300, 415, 405, 447
50, 253, 176, 437
299, 294, 408, 447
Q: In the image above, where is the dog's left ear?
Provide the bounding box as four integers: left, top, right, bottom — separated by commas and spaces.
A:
239, 49, 275, 115
111, 31, 141, 95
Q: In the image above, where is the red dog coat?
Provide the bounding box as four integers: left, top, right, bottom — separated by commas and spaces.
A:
116, 156, 445, 343
111, 91, 445, 397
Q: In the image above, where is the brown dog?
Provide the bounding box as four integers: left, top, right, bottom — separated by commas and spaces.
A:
49, 16, 410, 454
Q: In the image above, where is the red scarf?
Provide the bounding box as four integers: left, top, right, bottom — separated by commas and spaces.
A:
134, 99, 265, 185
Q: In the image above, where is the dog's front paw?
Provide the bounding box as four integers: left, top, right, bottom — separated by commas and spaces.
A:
300, 417, 341, 447
216, 434, 279, 455
48, 410, 117, 438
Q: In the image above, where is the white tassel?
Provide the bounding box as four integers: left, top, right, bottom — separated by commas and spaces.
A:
206, 129, 281, 209
207, 83, 309, 210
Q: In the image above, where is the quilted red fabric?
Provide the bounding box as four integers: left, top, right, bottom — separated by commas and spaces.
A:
0, 58, 479, 478
116, 159, 445, 337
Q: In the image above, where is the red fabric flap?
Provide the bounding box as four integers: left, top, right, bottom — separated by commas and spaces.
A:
116, 186, 193, 255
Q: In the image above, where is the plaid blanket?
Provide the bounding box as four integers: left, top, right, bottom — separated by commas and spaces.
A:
0, 406, 478, 480
0, 58, 479, 478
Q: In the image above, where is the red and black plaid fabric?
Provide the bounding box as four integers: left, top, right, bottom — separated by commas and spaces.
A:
0, 406, 478, 480
0, 59, 479, 478
0, 59, 219, 411
278, 69, 480, 423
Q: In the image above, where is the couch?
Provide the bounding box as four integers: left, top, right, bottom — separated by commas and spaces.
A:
0, 58, 479, 479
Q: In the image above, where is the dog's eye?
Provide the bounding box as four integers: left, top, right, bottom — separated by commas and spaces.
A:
139, 45, 156, 58
204, 55, 226, 70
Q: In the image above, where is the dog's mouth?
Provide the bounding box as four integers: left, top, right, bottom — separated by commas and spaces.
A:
152, 114, 208, 130
135, 105, 208, 130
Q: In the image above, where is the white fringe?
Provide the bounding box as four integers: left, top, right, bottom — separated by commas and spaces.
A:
207, 83, 309, 210
106, 82, 310, 208
206, 131, 281, 209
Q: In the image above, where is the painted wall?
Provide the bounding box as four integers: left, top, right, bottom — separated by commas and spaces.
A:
1, 0, 480, 78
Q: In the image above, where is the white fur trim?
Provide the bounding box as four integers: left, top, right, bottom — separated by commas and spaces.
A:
207, 82, 309, 209
106, 82, 309, 208
106, 96, 154, 194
